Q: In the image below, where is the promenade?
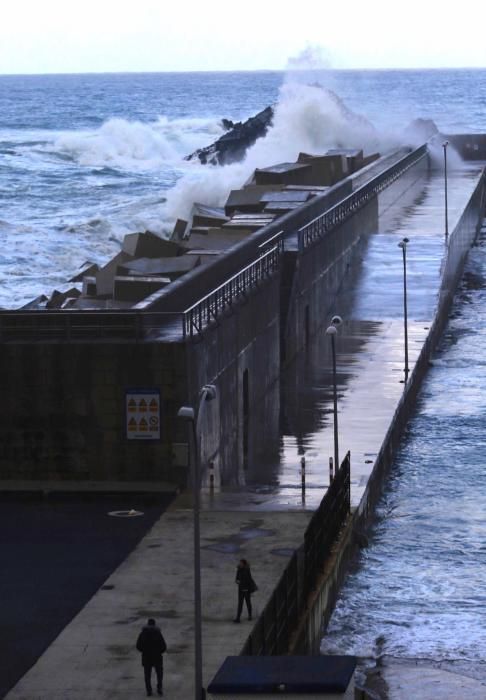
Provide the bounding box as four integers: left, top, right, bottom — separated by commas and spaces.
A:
5, 167, 484, 699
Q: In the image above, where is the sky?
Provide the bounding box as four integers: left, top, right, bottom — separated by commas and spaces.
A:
1, 0, 485, 74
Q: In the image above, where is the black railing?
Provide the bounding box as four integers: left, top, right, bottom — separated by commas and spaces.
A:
298, 145, 428, 251
182, 243, 281, 340
241, 452, 351, 656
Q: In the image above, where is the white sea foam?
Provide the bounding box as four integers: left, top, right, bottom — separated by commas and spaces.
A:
164, 82, 403, 222
52, 115, 224, 170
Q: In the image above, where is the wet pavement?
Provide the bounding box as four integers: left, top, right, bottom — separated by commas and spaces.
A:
4, 165, 484, 699
0, 493, 173, 699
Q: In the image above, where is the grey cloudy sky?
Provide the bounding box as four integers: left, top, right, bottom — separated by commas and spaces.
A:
1, 0, 485, 74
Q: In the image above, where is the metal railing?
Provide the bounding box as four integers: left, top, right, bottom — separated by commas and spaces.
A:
182, 243, 281, 340
298, 145, 428, 252
241, 452, 351, 656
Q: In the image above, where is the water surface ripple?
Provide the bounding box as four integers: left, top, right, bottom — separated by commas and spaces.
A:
321, 232, 486, 667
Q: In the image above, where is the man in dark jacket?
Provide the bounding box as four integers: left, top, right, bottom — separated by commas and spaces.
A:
136, 618, 167, 696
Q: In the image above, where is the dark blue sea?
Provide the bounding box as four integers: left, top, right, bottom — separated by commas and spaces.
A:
0, 69, 485, 307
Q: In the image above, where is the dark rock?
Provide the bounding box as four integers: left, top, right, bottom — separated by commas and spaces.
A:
186, 106, 274, 166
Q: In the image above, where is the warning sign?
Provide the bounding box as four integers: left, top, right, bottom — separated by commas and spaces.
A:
125, 389, 161, 440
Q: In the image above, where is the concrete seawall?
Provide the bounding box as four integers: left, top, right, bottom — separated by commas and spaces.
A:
286, 166, 486, 654
4, 151, 486, 700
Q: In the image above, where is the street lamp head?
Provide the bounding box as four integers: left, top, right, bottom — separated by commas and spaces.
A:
398, 237, 409, 249
177, 406, 195, 421
442, 140, 449, 148
326, 325, 338, 336
201, 384, 217, 401
331, 315, 343, 327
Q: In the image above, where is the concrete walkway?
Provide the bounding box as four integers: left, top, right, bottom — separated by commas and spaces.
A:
6, 499, 312, 699
6, 168, 483, 699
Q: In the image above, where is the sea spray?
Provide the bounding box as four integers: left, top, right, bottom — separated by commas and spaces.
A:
164, 82, 403, 224
53, 115, 225, 170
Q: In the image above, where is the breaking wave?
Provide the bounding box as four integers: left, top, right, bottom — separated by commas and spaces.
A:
52, 115, 224, 170
165, 82, 402, 221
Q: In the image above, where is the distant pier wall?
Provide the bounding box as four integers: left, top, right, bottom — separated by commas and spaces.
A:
285, 163, 486, 655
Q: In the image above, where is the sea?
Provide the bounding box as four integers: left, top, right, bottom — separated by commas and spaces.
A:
1, 68, 485, 308
321, 234, 486, 682
1, 69, 486, 680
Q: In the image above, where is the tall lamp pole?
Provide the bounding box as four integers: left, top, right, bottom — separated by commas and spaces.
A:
398, 238, 409, 380
443, 140, 449, 239
178, 384, 216, 700
325, 315, 342, 472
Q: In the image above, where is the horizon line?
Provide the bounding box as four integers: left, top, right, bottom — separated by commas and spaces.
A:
0, 65, 485, 78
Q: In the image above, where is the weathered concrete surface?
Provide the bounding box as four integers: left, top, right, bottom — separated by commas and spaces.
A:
6, 499, 312, 700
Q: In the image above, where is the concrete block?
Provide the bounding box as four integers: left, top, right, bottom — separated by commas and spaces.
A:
117, 255, 199, 279
298, 152, 347, 185
254, 162, 313, 187
69, 263, 99, 283
225, 185, 284, 215
170, 218, 188, 241
20, 294, 48, 310
95, 251, 134, 297
184, 230, 250, 251
82, 276, 97, 297
46, 287, 81, 309
362, 152, 380, 167
122, 231, 184, 258
113, 276, 171, 303
326, 148, 363, 174
191, 203, 229, 228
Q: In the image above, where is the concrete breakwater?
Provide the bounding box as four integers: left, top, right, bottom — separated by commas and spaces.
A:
252, 159, 486, 658
4, 143, 486, 700
0, 139, 420, 488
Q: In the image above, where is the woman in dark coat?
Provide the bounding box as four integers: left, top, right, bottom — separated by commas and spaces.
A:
233, 558, 256, 622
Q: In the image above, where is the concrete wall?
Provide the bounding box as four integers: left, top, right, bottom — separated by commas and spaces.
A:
186, 274, 281, 486
284, 199, 378, 362
0, 342, 189, 485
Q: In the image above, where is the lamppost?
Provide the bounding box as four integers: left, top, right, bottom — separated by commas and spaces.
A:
325, 315, 342, 472
178, 384, 217, 700
443, 140, 449, 238
398, 238, 409, 380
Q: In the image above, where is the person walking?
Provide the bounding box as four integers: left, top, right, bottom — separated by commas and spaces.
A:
136, 618, 167, 696
233, 558, 257, 622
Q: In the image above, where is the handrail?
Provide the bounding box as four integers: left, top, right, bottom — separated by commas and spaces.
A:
298, 145, 428, 252
241, 451, 351, 656
182, 244, 281, 340
257, 230, 284, 252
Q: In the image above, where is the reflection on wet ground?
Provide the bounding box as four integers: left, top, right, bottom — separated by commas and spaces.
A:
216, 166, 481, 513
